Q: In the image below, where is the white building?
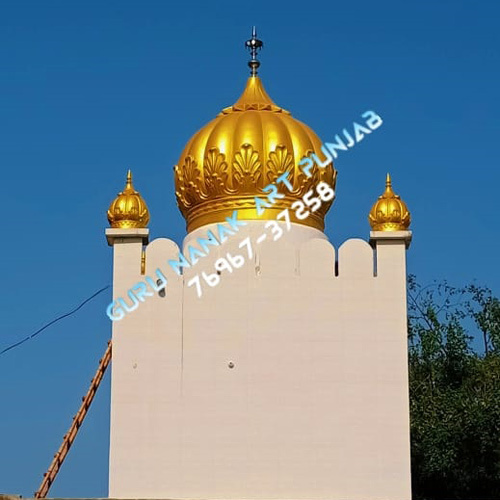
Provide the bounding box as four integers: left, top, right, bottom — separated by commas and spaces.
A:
105, 33, 413, 500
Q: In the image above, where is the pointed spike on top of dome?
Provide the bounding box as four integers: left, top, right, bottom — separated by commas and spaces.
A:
220, 31, 286, 115
245, 26, 263, 76
126, 169, 133, 191
384, 172, 394, 197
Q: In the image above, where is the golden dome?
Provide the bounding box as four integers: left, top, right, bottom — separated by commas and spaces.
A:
174, 75, 336, 232
107, 170, 150, 229
369, 173, 411, 231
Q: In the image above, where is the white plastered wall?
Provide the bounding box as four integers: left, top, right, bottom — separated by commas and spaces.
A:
107, 223, 412, 500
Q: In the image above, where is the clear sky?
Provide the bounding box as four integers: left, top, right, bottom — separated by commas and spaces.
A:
0, 0, 499, 496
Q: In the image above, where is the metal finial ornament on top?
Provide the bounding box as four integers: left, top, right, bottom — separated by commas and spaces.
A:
245, 26, 263, 76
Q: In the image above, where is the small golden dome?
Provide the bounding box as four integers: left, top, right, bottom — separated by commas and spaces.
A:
107, 170, 150, 229
369, 173, 411, 231
174, 76, 336, 232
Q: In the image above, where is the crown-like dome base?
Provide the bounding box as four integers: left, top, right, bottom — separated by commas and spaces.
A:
187, 195, 326, 233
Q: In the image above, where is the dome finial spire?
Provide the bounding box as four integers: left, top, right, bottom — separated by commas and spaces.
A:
126, 169, 133, 190
245, 26, 263, 76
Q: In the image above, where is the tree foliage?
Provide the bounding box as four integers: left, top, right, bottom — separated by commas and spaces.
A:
408, 276, 500, 499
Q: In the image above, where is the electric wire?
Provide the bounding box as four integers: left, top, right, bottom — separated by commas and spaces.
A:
0, 284, 110, 357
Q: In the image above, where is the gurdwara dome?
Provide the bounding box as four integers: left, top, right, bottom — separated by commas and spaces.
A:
369, 173, 411, 231
107, 170, 150, 229
174, 75, 337, 232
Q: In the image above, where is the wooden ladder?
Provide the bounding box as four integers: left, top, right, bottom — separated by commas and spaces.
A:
34, 340, 112, 498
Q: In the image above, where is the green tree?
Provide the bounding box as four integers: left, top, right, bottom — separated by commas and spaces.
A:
408, 276, 500, 499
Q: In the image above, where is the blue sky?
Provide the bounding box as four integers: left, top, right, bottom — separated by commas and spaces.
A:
0, 0, 499, 496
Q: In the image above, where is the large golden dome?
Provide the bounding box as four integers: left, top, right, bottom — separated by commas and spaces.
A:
174, 75, 336, 232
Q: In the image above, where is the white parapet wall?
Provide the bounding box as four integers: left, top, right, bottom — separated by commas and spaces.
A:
107, 222, 412, 500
